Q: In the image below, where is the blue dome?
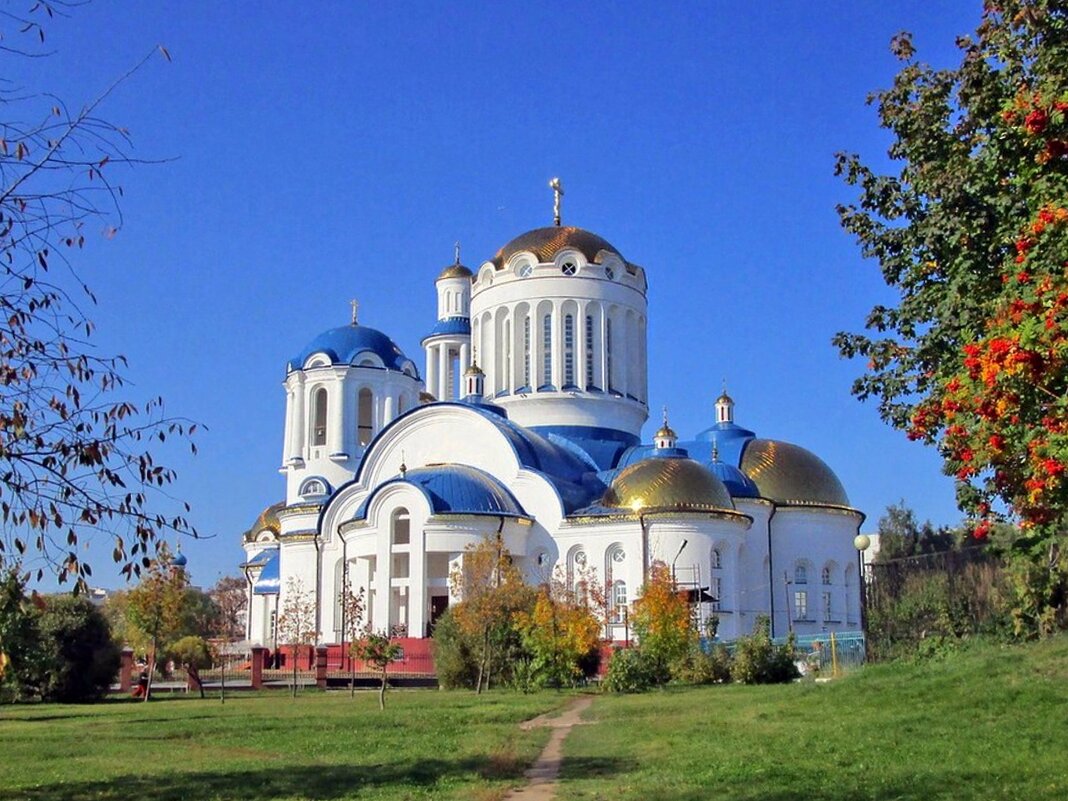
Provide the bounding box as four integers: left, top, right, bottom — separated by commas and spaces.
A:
422, 317, 471, 342
171, 550, 188, 567
288, 323, 418, 375
707, 460, 760, 499
355, 464, 526, 519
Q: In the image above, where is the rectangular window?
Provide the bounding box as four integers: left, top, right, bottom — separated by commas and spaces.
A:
523, 317, 531, 388
585, 315, 594, 387
564, 314, 575, 386
822, 591, 832, 622
542, 314, 552, 386
794, 590, 808, 620
605, 318, 613, 391
710, 576, 722, 612
612, 582, 627, 623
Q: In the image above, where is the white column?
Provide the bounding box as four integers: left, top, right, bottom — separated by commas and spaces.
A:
328, 375, 345, 456
373, 537, 391, 634
409, 526, 427, 638
618, 312, 630, 398
383, 393, 395, 426
577, 302, 587, 391
290, 375, 306, 460
552, 303, 563, 389
438, 344, 450, 401
459, 342, 470, 379
281, 386, 294, 466
426, 344, 438, 400
600, 311, 610, 392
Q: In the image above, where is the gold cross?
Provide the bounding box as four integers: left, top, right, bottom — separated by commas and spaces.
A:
454, 241, 461, 264
549, 177, 564, 226
350, 299, 359, 325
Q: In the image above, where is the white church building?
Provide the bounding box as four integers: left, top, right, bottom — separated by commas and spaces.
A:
242, 191, 866, 658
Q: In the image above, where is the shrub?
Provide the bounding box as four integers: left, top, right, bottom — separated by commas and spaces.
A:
671, 643, 733, 685
730, 617, 799, 685
36, 595, 120, 702
430, 609, 479, 690
603, 647, 657, 693
0, 569, 44, 702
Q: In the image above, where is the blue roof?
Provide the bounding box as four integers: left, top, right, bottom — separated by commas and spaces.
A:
685, 421, 757, 467
252, 551, 281, 595
422, 317, 471, 341
708, 460, 760, 498
355, 464, 526, 519
289, 324, 418, 375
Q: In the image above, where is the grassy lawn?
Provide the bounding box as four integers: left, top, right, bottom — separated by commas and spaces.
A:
0, 689, 566, 801
559, 635, 1068, 801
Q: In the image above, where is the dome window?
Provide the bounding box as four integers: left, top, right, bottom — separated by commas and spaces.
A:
561, 261, 578, 276
299, 477, 329, 498
517, 263, 534, 278
604, 266, 615, 280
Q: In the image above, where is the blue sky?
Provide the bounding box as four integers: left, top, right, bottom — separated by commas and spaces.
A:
11, 2, 985, 589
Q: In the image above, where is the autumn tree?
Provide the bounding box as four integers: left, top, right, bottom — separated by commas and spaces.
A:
209, 575, 248, 641
630, 561, 695, 683
123, 551, 187, 700
276, 577, 317, 697
513, 582, 601, 688
352, 629, 401, 710
337, 581, 365, 696
835, 1, 1068, 634
448, 534, 533, 694
167, 635, 212, 699
0, 2, 196, 591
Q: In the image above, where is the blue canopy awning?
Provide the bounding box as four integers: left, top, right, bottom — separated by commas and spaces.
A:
252, 551, 281, 595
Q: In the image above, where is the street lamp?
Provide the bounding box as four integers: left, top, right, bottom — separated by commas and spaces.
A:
854, 534, 871, 661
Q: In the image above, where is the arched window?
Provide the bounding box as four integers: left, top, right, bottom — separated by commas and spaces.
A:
710, 548, 723, 612
710, 548, 722, 570
312, 387, 328, 446
300, 478, 327, 498
585, 314, 595, 388
563, 314, 575, 386
821, 564, 833, 585
795, 564, 808, 585
566, 546, 586, 596
503, 319, 512, 391
523, 316, 531, 388
605, 544, 624, 585
605, 318, 614, 391
391, 508, 410, 545
357, 388, 373, 446
612, 580, 627, 623
542, 314, 552, 386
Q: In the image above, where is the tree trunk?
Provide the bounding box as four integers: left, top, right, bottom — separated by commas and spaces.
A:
144, 641, 156, 703
476, 627, 489, 695
378, 668, 387, 710
220, 658, 226, 705
292, 647, 298, 698
350, 662, 356, 698
187, 664, 205, 699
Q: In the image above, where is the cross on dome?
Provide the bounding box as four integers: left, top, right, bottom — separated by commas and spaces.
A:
454, 241, 461, 264
549, 177, 564, 226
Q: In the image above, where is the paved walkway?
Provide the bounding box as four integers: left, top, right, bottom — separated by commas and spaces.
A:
504, 695, 595, 801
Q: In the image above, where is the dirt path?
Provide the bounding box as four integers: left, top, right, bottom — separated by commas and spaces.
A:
504, 695, 595, 801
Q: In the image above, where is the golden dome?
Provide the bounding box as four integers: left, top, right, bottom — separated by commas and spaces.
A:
438, 263, 473, 280
603, 457, 735, 513
491, 226, 623, 270
419, 390, 436, 404
740, 439, 850, 508
655, 424, 677, 440
243, 501, 283, 542
464, 363, 484, 377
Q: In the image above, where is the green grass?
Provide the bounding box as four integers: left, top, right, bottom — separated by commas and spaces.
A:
559, 636, 1068, 801
0, 689, 566, 801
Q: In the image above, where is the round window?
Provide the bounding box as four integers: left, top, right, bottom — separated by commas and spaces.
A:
517, 263, 533, 278
561, 261, 578, 276
604, 266, 615, 280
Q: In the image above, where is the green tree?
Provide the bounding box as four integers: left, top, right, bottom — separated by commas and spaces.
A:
166, 635, 212, 699
352, 629, 402, 710
0, 2, 197, 592
0, 567, 43, 701
337, 582, 365, 697
35, 595, 119, 702
835, 2, 1068, 634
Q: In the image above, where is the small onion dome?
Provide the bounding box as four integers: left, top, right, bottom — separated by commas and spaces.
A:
491, 226, 623, 269
242, 501, 284, 543
419, 390, 437, 404
740, 439, 850, 507
602, 456, 735, 513
289, 324, 416, 374
171, 549, 188, 567
438, 262, 473, 280
464, 363, 484, 377
655, 423, 677, 440
716, 391, 733, 405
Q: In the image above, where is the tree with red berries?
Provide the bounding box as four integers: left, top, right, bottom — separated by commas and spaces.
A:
836, 1, 1068, 635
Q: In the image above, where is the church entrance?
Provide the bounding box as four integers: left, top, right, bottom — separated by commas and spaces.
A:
428, 595, 449, 636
